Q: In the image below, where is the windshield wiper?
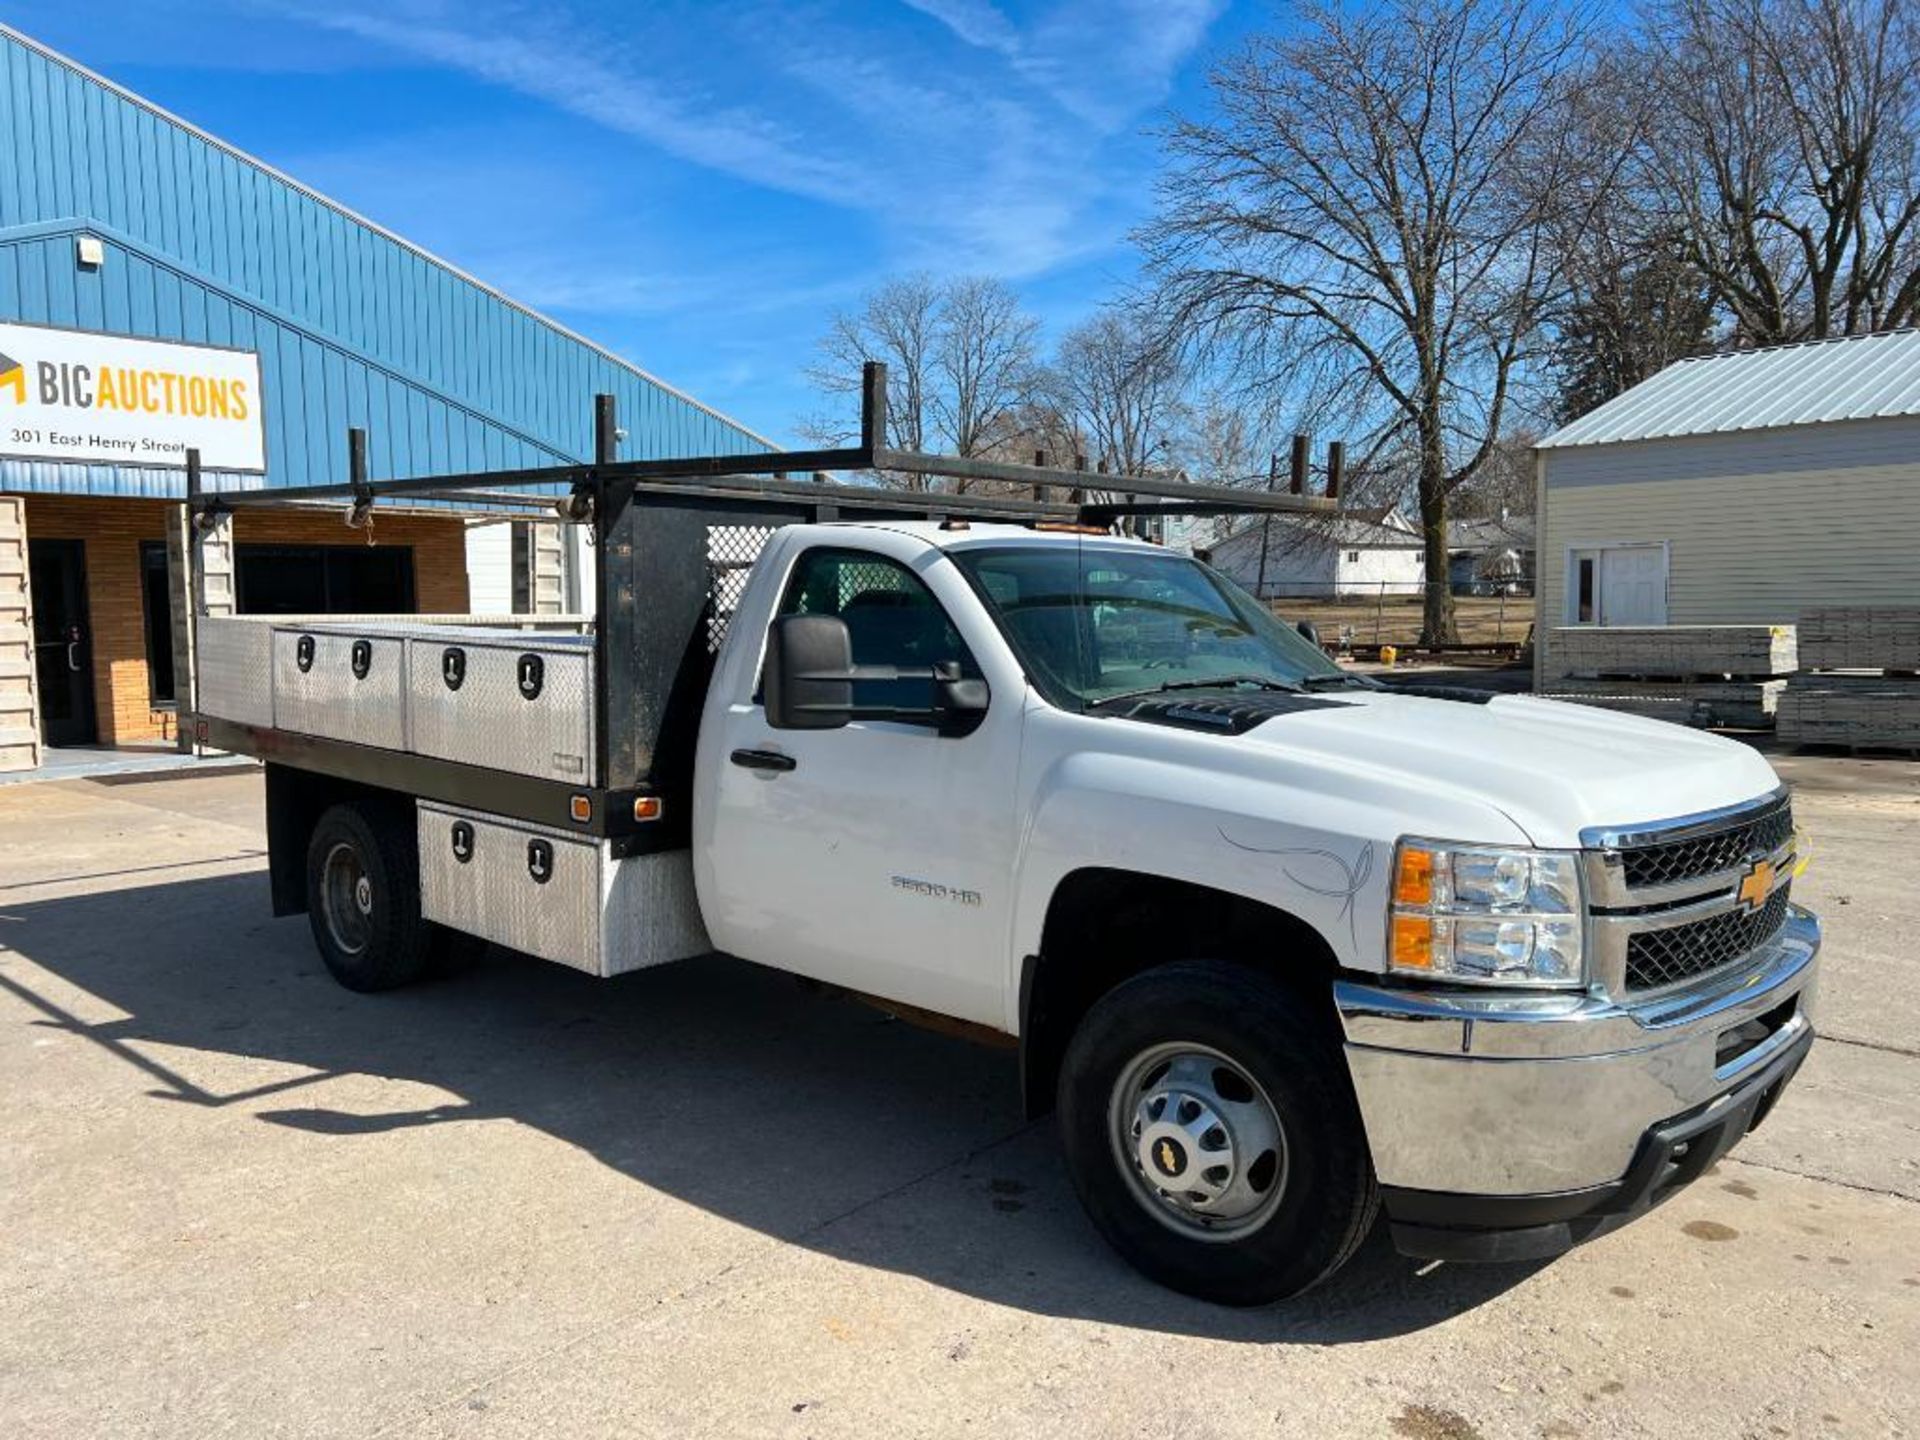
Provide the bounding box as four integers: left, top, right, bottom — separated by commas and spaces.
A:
1298, 672, 1379, 691
1096, 674, 1307, 708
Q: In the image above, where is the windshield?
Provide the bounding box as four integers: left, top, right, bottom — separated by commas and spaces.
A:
949, 543, 1350, 710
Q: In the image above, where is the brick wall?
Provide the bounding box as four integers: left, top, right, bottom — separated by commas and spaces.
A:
18, 496, 468, 746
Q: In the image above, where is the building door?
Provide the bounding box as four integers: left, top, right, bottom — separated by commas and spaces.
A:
1598, 545, 1666, 625
28, 539, 97, 746
1568, 543, 1667, 627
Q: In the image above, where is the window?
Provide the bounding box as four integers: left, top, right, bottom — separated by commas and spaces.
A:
775, 548, 978, 712
1345, 550, 1361, 562
236, 544, 415, 614
950, 544, 1344, 710
1576, 556, 1596, 623
138, 541, 176, 705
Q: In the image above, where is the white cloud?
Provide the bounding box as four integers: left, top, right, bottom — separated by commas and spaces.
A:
290, 3, 871, 208
271, 0, 1228, 281
900, 0, 1021, 55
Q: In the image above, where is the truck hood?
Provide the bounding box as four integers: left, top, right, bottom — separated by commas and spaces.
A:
1236, 689, 1782, 848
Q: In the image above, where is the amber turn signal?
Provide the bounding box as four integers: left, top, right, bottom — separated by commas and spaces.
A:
1393, 844, 1435, 907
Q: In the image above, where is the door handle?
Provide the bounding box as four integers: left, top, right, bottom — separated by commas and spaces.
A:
66, 642, 82, 673
730, 747, 796, 773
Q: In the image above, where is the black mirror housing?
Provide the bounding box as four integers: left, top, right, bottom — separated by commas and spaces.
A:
764, 614, 855, 730
935, 675, 990, 736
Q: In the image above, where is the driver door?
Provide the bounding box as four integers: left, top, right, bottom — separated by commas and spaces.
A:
700, 541, 1021, 1027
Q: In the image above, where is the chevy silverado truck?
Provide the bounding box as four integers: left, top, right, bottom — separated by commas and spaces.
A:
185, 368, 1817, 1304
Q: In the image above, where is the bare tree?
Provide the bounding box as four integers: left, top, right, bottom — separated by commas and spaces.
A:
1639, 0, 1920, 343
1140, 0, 1596, 643
1539, 55, 1716, 419
803, 274, 939, 469
1052, 311, 1187, 479
802, 274, 1040, 487
934, 277, 1042, 459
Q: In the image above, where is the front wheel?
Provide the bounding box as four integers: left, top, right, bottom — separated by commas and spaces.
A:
1056, 960, 1378, 1305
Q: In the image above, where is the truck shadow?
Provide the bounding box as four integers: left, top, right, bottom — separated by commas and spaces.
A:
0, 871, 1545, 1342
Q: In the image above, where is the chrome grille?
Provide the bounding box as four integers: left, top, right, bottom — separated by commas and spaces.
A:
1619, 796, 1793, 890
1625, 883, 1792, 991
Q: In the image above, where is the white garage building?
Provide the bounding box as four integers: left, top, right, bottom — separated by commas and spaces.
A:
1206, 514, 1425, 599
1533, 329, 1920, 685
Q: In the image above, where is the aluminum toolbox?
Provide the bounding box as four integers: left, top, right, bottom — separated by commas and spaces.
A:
271, 626, 408, 750
417, 800, 709, 976
195, 616, 276, 729
406, 629, 595, 781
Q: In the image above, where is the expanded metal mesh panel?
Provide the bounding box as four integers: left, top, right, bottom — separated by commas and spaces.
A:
1620, 797, 1794, 890
1626, 884, 1792, 992
705, 525, 774, 651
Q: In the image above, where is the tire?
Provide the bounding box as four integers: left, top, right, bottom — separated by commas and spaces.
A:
304, 801, 435, 993
1056, 960, 1378, 1305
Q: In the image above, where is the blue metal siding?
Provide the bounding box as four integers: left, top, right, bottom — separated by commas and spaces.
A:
0, 28, 767, 499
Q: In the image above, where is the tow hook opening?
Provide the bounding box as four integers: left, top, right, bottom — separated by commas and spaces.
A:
1715, 995, 1798, 1070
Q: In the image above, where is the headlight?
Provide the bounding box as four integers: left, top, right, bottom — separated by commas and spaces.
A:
1388, 839, 1585, 987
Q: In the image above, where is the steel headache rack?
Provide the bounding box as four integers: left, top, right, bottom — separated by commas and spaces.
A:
181, 362, 1339, 873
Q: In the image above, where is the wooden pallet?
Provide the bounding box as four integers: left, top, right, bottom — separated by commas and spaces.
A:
1778, 676, 1920, 749
1551, 625, 1796, 681
1796, 607, 1920, 673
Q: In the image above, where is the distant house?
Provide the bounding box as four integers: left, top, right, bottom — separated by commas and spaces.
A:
1532, 328, 1920, 686
1446, 512, 1535, 593
1205, 513, 1425, 599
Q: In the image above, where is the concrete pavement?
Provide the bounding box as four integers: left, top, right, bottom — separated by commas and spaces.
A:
0, 761, 1914, 1439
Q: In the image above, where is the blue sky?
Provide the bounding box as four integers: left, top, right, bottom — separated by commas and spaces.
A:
7, 0, 1270, 443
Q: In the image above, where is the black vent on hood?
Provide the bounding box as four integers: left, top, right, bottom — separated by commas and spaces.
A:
1110, 690, 1350, 735
1377, 684, 1496, 705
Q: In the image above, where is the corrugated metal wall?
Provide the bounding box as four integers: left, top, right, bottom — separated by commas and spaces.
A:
0, 26, 767, 498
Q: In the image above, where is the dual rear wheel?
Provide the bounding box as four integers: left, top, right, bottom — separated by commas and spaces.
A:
304, 801, 484, 992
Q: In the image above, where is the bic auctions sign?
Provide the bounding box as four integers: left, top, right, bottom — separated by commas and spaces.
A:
0, 322, 266, 473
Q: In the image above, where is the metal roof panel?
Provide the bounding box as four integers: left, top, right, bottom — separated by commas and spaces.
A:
1540, 329, 1920, 448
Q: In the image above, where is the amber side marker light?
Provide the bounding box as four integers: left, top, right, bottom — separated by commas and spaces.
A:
570, 795, 593, 823
1392, 845, 1434, 907
633, 796, 664, 823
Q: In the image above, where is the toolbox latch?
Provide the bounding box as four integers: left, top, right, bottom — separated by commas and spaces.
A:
450, 821, 474, 863
517, 653, 545, 700
527, 839, 553, 884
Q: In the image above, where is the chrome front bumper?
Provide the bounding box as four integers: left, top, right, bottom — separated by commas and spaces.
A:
1335, 906, 1821, 1200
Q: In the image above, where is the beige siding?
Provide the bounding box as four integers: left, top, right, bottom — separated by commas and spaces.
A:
1536, 458, 1920, 680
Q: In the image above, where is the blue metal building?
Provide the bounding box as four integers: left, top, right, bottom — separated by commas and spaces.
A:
0, 24, 766, 757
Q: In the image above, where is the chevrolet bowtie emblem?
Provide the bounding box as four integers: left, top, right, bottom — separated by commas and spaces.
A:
1736, 856, 1775, 912
1158, 1140, 1180, 1174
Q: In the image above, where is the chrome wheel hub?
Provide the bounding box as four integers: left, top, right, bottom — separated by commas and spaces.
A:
322, 842, 373, 957
1110, 1044, 1288, 1240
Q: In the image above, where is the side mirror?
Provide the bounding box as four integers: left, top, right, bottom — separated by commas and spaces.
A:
1295, 618, 1323, 650
933, 663, 990, 737
764, 614, 854, 730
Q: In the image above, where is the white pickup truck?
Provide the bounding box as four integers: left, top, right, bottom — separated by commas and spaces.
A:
187, 385, 1818, 1305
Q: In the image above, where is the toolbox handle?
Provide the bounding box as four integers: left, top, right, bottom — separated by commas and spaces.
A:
517, 653, 545, 701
